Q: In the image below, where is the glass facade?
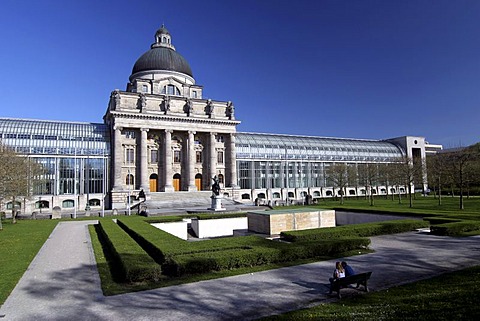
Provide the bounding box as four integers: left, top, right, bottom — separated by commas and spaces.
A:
235, 132, 405, 190
0, 118, 110, 201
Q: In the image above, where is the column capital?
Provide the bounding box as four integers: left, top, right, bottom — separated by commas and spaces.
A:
140, 128, 149, 132
188, 130, 196, 135
165, 129, 173, 134
113, 126, 123, 131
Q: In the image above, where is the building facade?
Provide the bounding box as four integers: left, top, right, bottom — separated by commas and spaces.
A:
0, 26, 434, 215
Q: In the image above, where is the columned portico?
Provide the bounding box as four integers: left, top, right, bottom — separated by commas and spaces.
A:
163, 129, 174, 192
113, 126, 123, 190
139, 128, 149, 191
105, 26, 240, 210
228, 133, 238, 188
187, 130, 197, 191
209, 132, 217, 188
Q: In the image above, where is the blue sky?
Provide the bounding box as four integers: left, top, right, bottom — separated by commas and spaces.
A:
0, 0, 479, 147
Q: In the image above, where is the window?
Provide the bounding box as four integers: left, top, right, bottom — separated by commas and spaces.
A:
150, 149, 158, 163
125, 148, 135, 164
162, 85, 181, 96
142, 85, 148, 93
216, 135, 224, 143
196, 151, 202, 163
126, 174, 134, 185
89, 199, 101, 206
217, 151, 224, 164
62, 200, 75, 208
192, 90, 197, 98
174, 150, 181, 163
124, 130, 135, 139
218, 174, 224, 184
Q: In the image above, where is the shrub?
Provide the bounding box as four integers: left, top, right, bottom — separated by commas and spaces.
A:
281, 219, 429, 242
162, 238, 370, 276
98, 220, 161, 283
430, 221, 480, 236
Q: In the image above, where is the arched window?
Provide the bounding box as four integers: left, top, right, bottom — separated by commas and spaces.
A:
349, 190, 356, 195
257, 193, 266, 199
273, 192, 281, 198
326, 190, 333, 196
241, 193, 250, 200
89, 199, 101, 206
62, 200, 75, 208
313, 191, 321, 197
162, 85, 181, 96
35, 200, 50, 209
288, 192, 294, 198
126, 174, 134, 186
6, 201, 21, 210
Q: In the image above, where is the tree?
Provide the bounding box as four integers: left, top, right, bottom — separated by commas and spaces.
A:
357, 163, 379, 206
427, 153, 449, 205
443, 144, 479, 210
0, 142, 44, 224
393, 156, 424, 208
326, 163, 349, 204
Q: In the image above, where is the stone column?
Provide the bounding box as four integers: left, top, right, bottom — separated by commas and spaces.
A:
187, 131, 197, 191
139, 128, 149, 191
228, 133, 238, 188
209, 132, 217, 188
163, 129, 174, 192
113, 126, 123, 190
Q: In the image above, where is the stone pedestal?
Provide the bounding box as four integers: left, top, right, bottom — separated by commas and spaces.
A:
208, 195, 226, 211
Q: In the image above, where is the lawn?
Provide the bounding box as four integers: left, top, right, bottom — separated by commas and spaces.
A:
1, 195, 479, 311
0, 219, 58, 305
260, 264, 480, 320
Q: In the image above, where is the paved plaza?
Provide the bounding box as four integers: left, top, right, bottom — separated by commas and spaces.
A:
1, 220, 479, 320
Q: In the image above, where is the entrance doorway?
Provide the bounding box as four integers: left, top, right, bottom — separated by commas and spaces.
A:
149, 173, 158, 192
173, 173, 181, 191
195, 173, 202, 191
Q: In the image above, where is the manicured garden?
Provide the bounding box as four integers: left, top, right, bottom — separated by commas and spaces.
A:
1, 195, 480, 309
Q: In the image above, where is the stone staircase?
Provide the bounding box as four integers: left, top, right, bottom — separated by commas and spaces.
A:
144, 191, 238, 210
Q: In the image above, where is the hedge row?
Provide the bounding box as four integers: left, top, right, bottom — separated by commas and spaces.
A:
97, 220, 161, 283
430, 220, 480, 236
280, 219, 429, 242
116, 218, 371, 277
163, 237, 370, 276
117, 218, 258, 259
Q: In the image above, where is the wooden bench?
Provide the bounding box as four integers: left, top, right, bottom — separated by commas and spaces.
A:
329, 271, 372, 298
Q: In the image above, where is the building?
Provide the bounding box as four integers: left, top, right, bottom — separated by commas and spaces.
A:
0, 26, 435, 215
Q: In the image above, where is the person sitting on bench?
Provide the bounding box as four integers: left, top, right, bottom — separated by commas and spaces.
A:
342, 261, 355, 277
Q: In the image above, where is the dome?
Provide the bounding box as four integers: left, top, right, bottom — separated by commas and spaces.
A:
130, 26, 193, 78
131, 47, 193, 77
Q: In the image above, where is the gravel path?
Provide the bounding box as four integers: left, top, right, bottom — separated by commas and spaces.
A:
1, 221, 479, 321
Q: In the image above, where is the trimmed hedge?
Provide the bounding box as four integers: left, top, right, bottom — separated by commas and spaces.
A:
430, 220, 480, 236
163, 237, 370, 276
281, 219, 429, 242
116, 217, 371, 277
98, 220, 161, 283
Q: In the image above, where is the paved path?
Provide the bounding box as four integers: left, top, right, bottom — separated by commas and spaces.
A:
1, 221, 479, 321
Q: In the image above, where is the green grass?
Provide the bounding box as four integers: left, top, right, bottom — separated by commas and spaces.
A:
0, 219, 58, 305
310, 194, 480, 217
260, 264, 480, 320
